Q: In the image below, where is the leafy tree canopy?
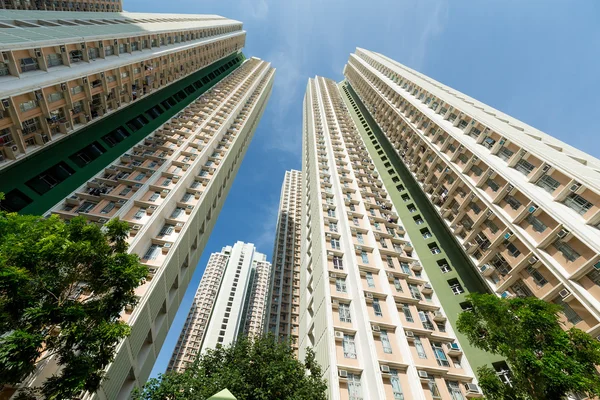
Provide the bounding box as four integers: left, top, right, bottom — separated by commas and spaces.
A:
457, 293, 600, 400
0, 211, 147, 399
133, 335, 328, 400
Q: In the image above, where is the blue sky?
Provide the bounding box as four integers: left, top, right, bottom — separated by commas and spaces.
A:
122, 0, 600, 377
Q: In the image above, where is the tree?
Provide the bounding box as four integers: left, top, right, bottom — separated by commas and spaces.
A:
456, 293, 600, 400
0, 211, 148, 399
133, 335, 328, 400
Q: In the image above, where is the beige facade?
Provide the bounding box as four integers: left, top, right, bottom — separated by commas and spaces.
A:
299, 76, 480, 400
0, 10, 244, 169
344, 48, 600, 339
13, 57, 274, 399
266, 169, 302, 352
0, 0, 122, 12
168, 242, 271, 373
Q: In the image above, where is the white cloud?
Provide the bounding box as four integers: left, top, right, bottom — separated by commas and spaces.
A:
253, 197, 280, 254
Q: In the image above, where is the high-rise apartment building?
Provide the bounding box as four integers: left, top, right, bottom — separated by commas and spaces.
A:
0, 10, 245, 215
299, 76, 482, 400
266, 169, 302, 352
7, 49, 274, 399
343, 48, 600, 345
169, 242, 271, 373
0, 0, 122, 12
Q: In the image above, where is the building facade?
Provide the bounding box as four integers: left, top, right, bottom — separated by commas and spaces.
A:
265, 169, 302, 352
0, 10, 245, 215
0, 0, 122, 12
11, 55, 274, 399
299, 76, 481, 400
169, 242, 271, 373
343, 48, 600, 345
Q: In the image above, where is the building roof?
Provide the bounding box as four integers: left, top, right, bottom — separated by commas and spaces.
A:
0, 10, 241, 48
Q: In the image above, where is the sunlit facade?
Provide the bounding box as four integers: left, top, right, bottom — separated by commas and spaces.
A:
9, 56, 274, 400
168, 242, 271, 373
344, 48, 600, 343
299, 76, 481, 400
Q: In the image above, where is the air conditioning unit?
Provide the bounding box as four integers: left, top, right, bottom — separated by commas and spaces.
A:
80, 42, 86, 49
11, 145, 18, 152
329, 272, 337, 280
334, 331, 344, 340
98, 218, 107, 223
405, 331, 415, 338
486, 209, 493, 217
387, 272, 395, 280
117, 199, 126, 204
559, 289, 571, 299
557, 228, 569, 239
82, 76, 88, 84
380, 365, 390, 373
503, 232, 513, 240
506, 184, 514, 193
60, 45, 66, 53
61, 83, 67, 91
332, 299, 340, 307
542, 164, 551, 172
472, 156, 478, 162
1, 99, 9, 108
35, 48, 42, 57
365, 292, 373, 299
338, 370, 348, 378
569, 182, 581, 192
132, 225, 141, 230
371, 324, 380, 332
418, 370, 429, 379
487, 169, 495, 177
465, 383, 480, 394
528, 205, 538, 214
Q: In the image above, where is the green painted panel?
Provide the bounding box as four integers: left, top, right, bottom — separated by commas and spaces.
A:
0, 52, 245, 215
339, 81, 503, 372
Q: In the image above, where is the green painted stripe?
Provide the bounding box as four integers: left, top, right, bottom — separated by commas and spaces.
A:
1, 52, 246, 215
339, 81, 503, 372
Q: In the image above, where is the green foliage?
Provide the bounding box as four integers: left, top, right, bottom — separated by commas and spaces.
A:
457, 293, 600, 400
133, 335, 328, 400
0, 212, 148, 399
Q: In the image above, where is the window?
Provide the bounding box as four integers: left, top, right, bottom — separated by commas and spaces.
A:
366, 272, 375, 288
504, 194, 521, 210
393, 277, 403, 292
421, 228, 432, 239
484, 219, 499, 234
380, 330, 393, 354
333, 256, 344, 270
419, 310, 434, 330
347, 373, 363, 400
353, 217, 359, 226
327, 208, 336, 218
356, 232, 364, 244
330, 238, 340, 250
431, 342, 450, 367
119, 187, 132, 197
506, 242, 521, 258
372, 298, 383, 317
526, 266, 548, 287
342, 334, 357, 359
335, 277, 347, 293
470, 164, 483, 176
401, 303, 413, 322
143, 244, 160, 260
170, 207, 184, 218
47, 92, 64, 103
515, 158, 536, 176
100, 202, 115, 214
497, 146, 514, 161
389, 369, 405, 399
409, 284, 422, 300
555, 298, 583, 325
360, 251, 369, 264
428, 378, 442, 400
447, 381, 466, 400
133, 208, 146, 219
448, 279, 464, 295
149, 192, 160, 201
486, 179, 500, 192
587, 269, 600, 286
339, 303, 351, 323
159, 224, 174, 237
553, 240, 580, 262
77, 201, 96, 213
401, 262, 411, 275
536, 173, 560, 193
329, 222, 338, 232
134, 172, 147, 181
414, 336, 427, 359
526, 214, 547, 233
563, 193, 592, 215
